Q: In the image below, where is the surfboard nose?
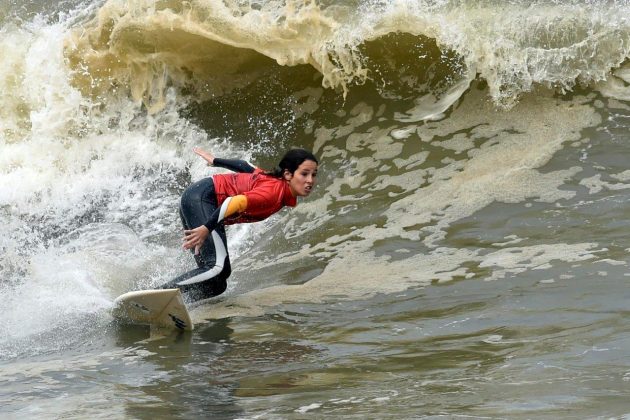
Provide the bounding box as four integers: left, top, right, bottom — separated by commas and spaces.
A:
112, 288, 194, 331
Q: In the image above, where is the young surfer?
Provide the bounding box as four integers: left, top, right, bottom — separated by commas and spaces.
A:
160, 147, 319, 302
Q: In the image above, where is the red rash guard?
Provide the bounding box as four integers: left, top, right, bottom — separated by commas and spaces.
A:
212, 168, 297, 225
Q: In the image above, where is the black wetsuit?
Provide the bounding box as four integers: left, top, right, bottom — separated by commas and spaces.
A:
160, 158, 255, 302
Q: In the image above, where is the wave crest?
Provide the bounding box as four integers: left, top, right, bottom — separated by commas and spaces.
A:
64, 0, 630, 112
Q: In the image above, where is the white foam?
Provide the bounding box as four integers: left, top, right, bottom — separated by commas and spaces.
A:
295, 403, 322, 413
0, 14, 261, 353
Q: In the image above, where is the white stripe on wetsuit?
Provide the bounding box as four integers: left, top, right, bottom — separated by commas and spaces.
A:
176, 230, 228, 285
218, 196, 231, 223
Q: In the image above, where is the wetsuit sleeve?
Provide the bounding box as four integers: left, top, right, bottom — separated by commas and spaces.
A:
213, 158, 256, 173
203, 195, 248, 231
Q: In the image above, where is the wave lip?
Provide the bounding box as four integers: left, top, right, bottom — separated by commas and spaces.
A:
64, 0, 357, 111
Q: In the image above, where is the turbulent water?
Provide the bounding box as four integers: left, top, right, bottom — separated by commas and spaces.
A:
2, 0, 630, 418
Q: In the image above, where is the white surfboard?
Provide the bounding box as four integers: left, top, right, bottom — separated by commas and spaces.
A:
112, 288, 193, 331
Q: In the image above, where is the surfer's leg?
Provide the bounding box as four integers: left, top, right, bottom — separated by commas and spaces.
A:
179, 206, 189, 230
160, 178, 232, 302
161, 228, 231, 301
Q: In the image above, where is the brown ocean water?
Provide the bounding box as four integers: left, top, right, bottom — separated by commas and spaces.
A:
1, 1, 629, 418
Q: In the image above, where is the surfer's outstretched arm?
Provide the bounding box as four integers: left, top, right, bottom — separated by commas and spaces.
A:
194, 147, 256, 173
213, 158, 256, 173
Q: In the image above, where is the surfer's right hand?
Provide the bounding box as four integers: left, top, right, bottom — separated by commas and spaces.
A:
193, 147, 215, 166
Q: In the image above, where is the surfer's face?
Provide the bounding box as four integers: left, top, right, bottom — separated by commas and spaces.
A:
284, 159, 318, 197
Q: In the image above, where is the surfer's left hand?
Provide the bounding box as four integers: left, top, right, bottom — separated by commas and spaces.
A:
183, 225, 210, 255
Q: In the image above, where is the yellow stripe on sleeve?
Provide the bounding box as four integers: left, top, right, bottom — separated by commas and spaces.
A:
225, 194, 248, 218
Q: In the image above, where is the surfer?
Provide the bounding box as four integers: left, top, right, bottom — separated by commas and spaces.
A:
160, 147, 319, 302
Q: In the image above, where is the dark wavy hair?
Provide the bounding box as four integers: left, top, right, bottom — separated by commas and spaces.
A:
266, 148, 318, 178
